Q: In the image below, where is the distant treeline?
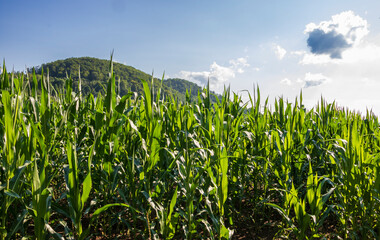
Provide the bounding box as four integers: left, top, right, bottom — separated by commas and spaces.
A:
25, 57, 221, 102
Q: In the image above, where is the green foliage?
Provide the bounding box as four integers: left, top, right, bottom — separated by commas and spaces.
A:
0, 58, 379, 240
32, 57, 219, 102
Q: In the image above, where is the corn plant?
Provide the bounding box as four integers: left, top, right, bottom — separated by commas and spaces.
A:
1, 56, 380, 239
63, 132, 96, 239
0, 80, 29, 239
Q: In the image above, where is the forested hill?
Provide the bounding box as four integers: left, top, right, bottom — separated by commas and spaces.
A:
33, 57, 218, 101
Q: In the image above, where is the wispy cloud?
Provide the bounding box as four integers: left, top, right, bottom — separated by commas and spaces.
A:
274, 44, 287, 60
177, 57, 250, 91
303, 72, 329, 88
290, 50, 306, 56
279, 73, 329, 88
113, 59, 127, 65
229, 57, 250, 73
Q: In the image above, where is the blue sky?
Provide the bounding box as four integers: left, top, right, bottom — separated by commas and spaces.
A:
2, 1, 380, 114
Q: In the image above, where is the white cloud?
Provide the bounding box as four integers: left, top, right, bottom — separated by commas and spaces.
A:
302, 72, 329, 88
229, 57, 250, 73
342, 43, 380, 63
300, 53, 338, 65
255, 12, 380, 115
301, 41, 380, 65
294, 39, 380, 114
177, 70, 213, 85
290, 50, 306, 56
299, 11, 380, 66
279, 73, 329, 88
280, 78, 292, 86
177, 57, 250, 91
305, 11, 369, 59
274, 44, 287, 60
305, 11, 368, 45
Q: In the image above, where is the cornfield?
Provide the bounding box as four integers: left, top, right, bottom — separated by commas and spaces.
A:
0, 58, 379, 239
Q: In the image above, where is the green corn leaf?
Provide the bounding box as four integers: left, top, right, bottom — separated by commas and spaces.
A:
219, 224, 230, 240
115, 93, 133, 114
66, 141, 76, 193
105, 62, 116, 114
81, 136, 96, 208
2, 90, 15, 156
168, 186, 178, 222
306, 164, 315, 208
81, 174, 92, 209
32, 68, 38, 100
4, 190, 21, 199
148, 121, 162, 171
141, 78, 152, 122
7, 209, 28, 239
95, 111, 104, 131
220, 148, 228, 206
32, 160, 41, 198
266, 203, 293, 227
65, 77, 73, 103
90, 203, 139, 224
40, 67, 47, 116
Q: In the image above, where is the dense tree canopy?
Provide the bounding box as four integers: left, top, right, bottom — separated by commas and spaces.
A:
31, 57, 220, 102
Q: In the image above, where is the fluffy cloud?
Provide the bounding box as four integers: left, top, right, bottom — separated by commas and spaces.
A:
177, 57, 250, 91
280, 78, 292, 86
305, 11, 368, 59
307, 29, 351, 58
262, 11, 380, 114
274, 44, 287, 60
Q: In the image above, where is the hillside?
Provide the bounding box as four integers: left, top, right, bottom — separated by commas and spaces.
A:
33, 57, 219, 102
